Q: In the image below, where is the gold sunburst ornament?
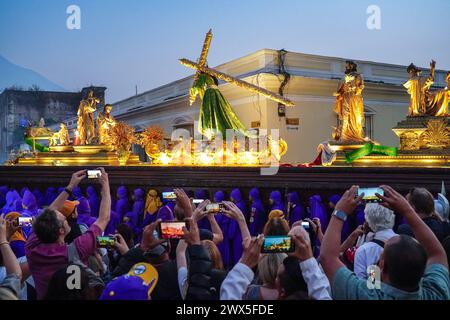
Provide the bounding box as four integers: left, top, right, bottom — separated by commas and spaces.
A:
420, 119, 450, 149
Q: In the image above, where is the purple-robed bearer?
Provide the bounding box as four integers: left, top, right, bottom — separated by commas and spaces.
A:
195, 189, 211, 230
43, 187, 58, 207
105, 210, 121, 236
115, 185, 130, 220
287, 191, 306, 226
248, 188, 266, 236
71, 186, 84, 200
2, 191, 17, 214
309, 195, 329, 232
32, 187, 45, 209
76, 197, 96, 227
124, 188, 145, 231
328, 194, 350, 241
269, 190, 286, 213
86, 185, 100, 218
21, 190, 39, 217
229, 188, 248, 266
0, 186, 9, 208
214, 190, 230, 268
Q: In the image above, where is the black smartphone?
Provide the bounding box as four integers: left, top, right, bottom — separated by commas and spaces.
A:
17, 216, 33, 227
206, 203, 221, 214
159, 221, 186, 239
87, 169, 101, 179
262, 235, 295, 253
96, 236, 115, 248
357, 187, 384, 203
301, 221, 310, 229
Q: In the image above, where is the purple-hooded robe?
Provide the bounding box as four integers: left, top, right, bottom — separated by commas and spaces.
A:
77, 197, 96, 227
86, 186, 100, 218
43, 187, 58, 207
270, 190, 286, 213
21, 190, 39, 217
214, 190, 230, 268
195, 189, 211, 230
288, 192, 306, 226
0, 186, 9, 209
124, 188, 145, 231
115, 186, 130, 220
71, 187, 84, 200
156, 201, 175, 222
2, 191, 21, 214
309, 195, 328, 232
105, 210, 121, 236
32, 188, 45, 209
329, 194, 350, 241
248, 188, 266, 236
228, 188, 248, 266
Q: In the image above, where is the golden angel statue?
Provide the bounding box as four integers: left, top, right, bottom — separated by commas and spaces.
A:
333, 61, 366, 142
96, 104, 117, 145
50, 123, 70, 146
77, 90, 99, 145
403, 60, 435, 116
427, 71, 450, 117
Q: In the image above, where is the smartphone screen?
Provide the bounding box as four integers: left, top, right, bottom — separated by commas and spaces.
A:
262, 236, 294, 253
17, 217, 33, 227
96, 236, 115, 248
206, 203, 220, 214
358, 187, 384, 203
159, 222, 186, 239
87, 170, 101, 179
162, 191, 177, 201
301, 221, 310, 229
193, 199, 203, 204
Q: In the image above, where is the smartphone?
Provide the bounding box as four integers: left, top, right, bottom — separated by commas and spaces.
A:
96, 236, 116, 248
262, 236, 295, 253
17, 216, 33, 227
206, 203, 224, 214
301, 221, 310, 229
162, 191, 177, 201
193, 199, 204, 204
159, 221, 186, 239
87, 169, 101, 179
357, 187, 384, 203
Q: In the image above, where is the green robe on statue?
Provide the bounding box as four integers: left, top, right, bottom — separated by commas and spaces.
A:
190, 73, 250, 139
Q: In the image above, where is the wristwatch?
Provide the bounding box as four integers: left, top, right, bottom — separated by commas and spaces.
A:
64, 187, 73, 196
332, 209, 347, 222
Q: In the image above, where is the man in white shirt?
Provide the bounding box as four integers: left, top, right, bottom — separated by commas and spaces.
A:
354, 203, 397, 279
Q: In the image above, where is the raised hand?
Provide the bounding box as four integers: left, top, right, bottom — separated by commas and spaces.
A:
68, 170, 87, 190
335, 185, 363, 216
141, 219, 165, 251
193, 199, 210, 222
239, 235, 264, 269
174, 188, 192, 218
376, 185, 414, 216
221, 201, 245, 222
182, 217, 200, 246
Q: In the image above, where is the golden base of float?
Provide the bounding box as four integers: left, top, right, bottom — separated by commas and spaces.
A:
16, 150, 140, 166
332, 152, 450, 167
72, 145, 114, 154
48, 146, 74, 152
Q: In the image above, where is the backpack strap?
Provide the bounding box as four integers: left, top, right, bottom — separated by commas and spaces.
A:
370, 239, 385, 248
67, 242, 81, 264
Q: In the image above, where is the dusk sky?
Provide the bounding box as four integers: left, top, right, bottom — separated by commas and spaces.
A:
1, 0, 449, 102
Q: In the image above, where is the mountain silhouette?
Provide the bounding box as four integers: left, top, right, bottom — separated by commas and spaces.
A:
0, 54, 66, 92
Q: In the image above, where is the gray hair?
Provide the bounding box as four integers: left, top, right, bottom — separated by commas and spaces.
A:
257, 253, 287, 286
364, 203, 395, 233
